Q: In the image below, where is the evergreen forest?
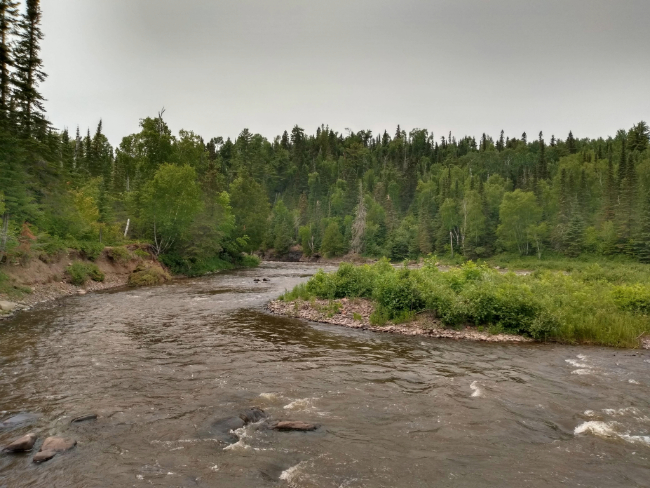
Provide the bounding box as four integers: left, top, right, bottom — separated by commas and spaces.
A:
1, 0, 650, 277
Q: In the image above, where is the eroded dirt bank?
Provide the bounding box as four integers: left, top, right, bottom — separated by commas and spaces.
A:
0, 247, 167, 317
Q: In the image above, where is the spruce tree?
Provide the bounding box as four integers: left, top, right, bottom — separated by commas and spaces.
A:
537, 131, 547, 179
0, 0, 18, 122
603, 157, 616, 221
564, 205, 585, 257
567, 131, 577, 154
12, 0, 47, 138
617, 136, 627, 189
636, 190, 650, 263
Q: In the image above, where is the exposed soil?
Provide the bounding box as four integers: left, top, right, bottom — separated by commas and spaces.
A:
0, 247, 167, 318
267, 298, 533, 344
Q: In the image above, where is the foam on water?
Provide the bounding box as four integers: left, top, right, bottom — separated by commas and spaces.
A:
575, 421, 650, 448
470, 381, 482, 397
565, 359, 589, 368
259, 392, 280, 401
280, 462, 305, 483
571, 369, 592, 375
284, 398, 315, 410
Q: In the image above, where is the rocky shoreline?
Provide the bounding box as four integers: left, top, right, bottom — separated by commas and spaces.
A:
267, 298, 534, 344
0, 276, 130, 320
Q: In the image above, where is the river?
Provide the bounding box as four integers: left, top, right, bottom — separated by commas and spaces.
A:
0, 262, 649, 487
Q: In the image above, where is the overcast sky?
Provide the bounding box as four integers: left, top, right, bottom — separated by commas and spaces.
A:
39, 0, 649, 146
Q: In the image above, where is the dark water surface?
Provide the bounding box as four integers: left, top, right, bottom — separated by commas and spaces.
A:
1, 263, 649, 487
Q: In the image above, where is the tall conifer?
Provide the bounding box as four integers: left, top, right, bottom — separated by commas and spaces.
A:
12, 0, 47, 137
0, 0, 18, 122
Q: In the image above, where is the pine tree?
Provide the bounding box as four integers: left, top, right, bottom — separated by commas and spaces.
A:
603, 156, 616, 221
617, 136, 627, 190
636, 190, 650, 263
567, 131, 577, 154
537, 131, 547, 179
564, 205, 585, 257
0, 0, 18, 122
350, 181, 366, 254
11, 0, 47, 137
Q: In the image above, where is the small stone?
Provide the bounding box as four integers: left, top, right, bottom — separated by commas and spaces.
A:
3, 433, 37, 452
0, 301, 17, 312
33, 450, 57, 463
77, 289, 87, 295
272, 421, 318, 432
41, 436, 76, 452
71, 413, 97, 423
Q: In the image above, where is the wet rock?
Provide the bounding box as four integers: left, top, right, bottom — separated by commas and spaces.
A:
33, 450, 57, 463
272, 421, 318, 432
0, 301, 17, 311
239, 407, 266, 424
254, 279, 260, 282
3, 433, 37, 452
208, 417, 245, 443
71, 413, 97, 423
41, 436, 76, 452
0, 413, 39, 429
262, 278, 270, 282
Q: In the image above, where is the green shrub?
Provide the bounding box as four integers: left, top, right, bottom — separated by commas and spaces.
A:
76, 241, 105, 261
107, 246, 132, 263
241, 254, 261, 267
612, 285, 650, 314
128, 264, 171, 287
134, 249, 150, 259
373, 268, 424, 319
66, 262, 105, 285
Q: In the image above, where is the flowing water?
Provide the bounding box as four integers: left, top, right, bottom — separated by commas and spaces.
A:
0, 262, 649, 487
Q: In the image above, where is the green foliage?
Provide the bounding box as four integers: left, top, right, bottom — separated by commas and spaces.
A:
321, 221, 346, 257
134, 249, 150, 259
107, 246, 132, 263
75, 241, 105, 261
66, 262, 105, 285
285, 260, 650, 347
612, 285, 650, 314
241, 254, 261, 267
0, 271, 32, 298
128, 263, 171, 287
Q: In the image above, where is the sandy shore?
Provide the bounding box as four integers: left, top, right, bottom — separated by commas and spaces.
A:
267, 298, 534, 344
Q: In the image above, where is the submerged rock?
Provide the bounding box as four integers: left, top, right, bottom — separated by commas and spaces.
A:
33, 450, 57, 463
3, 433, 37, 452
41, 436, 77, 452
272, 421, 318, 432
71, 413, 97, 423
239, 407, 266, 424
0, 413, 39, 429
205, 407, 267, 443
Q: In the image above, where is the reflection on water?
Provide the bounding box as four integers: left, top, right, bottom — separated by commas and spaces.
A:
0, 262, 649, 487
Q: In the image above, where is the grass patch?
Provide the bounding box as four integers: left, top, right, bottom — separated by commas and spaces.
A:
282, 258, 650, 348
66, 262, 105, 286
107, 246, 132, 263
0, 271, 32, 299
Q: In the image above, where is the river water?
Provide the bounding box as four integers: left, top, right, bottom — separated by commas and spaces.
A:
0, 262, 649, 487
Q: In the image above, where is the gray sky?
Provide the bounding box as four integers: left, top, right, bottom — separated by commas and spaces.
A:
40, 0, 649, 146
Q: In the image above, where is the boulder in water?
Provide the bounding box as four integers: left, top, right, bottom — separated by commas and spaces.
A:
272, 421, 318, 432
40, 436, 76, 452
0, 413, 39, 429
33, 450, 57, 463
239, 407, 266, 424
3, 433, 37, 452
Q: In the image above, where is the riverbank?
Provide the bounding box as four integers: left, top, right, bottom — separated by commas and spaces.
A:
267, 298, 533, 344
0, 246, 168, 319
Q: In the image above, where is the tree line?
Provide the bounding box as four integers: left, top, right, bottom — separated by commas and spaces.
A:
1, 0, 649, 274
